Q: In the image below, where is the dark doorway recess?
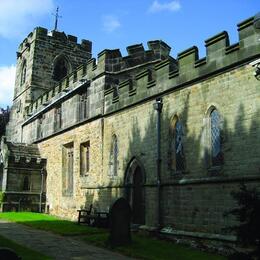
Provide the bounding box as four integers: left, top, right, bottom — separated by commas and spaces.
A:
125, 158, 145, 225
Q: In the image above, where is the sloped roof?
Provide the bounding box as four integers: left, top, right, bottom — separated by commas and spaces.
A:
6, 142, 41, 158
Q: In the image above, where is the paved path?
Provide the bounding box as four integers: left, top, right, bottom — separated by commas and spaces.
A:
0, 220, 133, 260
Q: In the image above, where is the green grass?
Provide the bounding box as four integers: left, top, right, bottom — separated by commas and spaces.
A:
0, 234, 51, 260
83, 233, 227, 260
0, 212, 227, 260
0, 212, 104, 235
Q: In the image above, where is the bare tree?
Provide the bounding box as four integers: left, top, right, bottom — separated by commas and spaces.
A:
0, 107, 10, 138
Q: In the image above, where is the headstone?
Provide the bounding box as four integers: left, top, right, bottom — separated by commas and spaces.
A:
108, 197, 131, 247
0, 247, 21, 260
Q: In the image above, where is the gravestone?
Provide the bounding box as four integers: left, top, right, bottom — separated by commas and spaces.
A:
108, 197, 131, 247
0, 247, 21, 260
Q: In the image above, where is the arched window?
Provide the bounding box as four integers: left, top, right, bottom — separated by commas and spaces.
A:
20, 60, 27, 86
109, 134, 118, 177
210, 109, 222, 166
169, 116, 185, 172
53, 56, 70, 81
23, 176, 30, 191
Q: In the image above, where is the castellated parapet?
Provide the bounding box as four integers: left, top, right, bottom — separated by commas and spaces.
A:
19, 15, 260, 145
3, 13, 260, 244
15, 27, 92, 102
104, 16, 260, 114
6, 27, 92, 142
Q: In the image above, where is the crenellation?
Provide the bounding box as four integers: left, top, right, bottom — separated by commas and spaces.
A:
194, 57, 207, 68
237, 16, 254, 33
148, 40, 171, 59
3, 14, 260, 243
103, 12, 260, 114
225, 43, 240, 54
34, 27, 48, 38
67, 34, 77, 43
126, 43, 145, 56
205, 31, 229, 61
178, 46, 199, 68
76, 64, 86, 78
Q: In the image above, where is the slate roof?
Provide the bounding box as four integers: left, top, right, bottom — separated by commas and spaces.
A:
6, 142, 41, 158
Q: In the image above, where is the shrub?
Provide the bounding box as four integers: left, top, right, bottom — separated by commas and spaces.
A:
225, 183, 260, 259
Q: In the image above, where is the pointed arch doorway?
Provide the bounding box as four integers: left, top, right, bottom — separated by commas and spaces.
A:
125, 158, 145, 225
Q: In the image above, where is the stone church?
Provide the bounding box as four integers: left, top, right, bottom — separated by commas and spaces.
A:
1, 14, 260, 243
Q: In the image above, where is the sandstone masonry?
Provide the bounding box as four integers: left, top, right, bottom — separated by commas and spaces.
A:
1, 14, 260, 245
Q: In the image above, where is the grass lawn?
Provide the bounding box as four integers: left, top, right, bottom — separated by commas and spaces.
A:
0, 212, 104, 235
84, 233, 227, 260
0, 212, 227, 260
0, 235, 51, 260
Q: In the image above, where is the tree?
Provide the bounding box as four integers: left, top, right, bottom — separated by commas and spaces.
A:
0, 107, 10, 138
225, 183, 260, 259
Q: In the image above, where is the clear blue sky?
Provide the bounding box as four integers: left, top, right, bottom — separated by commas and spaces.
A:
0, 0, 259, 107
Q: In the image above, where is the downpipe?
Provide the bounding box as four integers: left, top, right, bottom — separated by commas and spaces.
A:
153, 97, 163, 229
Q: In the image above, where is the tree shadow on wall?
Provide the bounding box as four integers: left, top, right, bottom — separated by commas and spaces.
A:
118, 91, 260, 234
81, 85, 260, 236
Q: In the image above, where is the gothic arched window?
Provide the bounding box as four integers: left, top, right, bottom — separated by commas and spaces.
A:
109, 134, 118, 177
20, 60, 27, 86
210, 109, 223, 166
53, 56, 70, 81
169, 116, 185, 172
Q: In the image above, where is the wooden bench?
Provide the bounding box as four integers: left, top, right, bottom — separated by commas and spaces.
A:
77, 204, 93, 225
77, 205, 109, 227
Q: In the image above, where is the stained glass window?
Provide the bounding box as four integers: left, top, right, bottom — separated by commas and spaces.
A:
175, 120, 185, 171
210, 109, 222, 166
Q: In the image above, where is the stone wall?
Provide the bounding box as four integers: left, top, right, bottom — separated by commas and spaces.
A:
6, 27, 92, 143
100, 61, 260, 232
37, 119, 103, 220
4, 14, 260, 238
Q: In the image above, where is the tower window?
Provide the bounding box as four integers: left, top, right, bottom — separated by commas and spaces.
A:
20, 61, 27, 86
53, 57, 70, 81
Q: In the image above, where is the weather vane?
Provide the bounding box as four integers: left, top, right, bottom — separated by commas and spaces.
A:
52, 7, 62, 31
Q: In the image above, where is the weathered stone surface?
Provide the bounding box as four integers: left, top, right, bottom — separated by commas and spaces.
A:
2, 14, 260, 245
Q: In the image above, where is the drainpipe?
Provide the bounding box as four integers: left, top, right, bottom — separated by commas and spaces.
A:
39, 169, 44, 213
153, 97, 163, 229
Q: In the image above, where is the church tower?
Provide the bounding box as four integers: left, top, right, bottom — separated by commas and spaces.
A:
6, 27, 92, 142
